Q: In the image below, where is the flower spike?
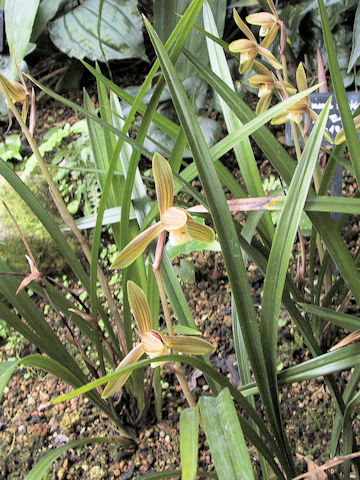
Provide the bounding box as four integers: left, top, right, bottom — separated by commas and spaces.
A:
111, 153, 215, 270
102, 282, 215, 398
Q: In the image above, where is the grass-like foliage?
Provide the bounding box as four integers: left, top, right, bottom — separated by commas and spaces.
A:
1, 0, 360, 478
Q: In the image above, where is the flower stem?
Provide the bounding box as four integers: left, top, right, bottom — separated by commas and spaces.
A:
151, 233, 196, 408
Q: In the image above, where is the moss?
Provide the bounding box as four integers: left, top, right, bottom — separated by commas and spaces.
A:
0, 176, 75, 276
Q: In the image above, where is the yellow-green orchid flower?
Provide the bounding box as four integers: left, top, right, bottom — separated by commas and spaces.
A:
229, 9, 282, 74
0, 73, 27, 103
246, 12, 279, 46
271, 62, 316, 125
249, 62, 296, 114
102, 281, 215, 398
111, 153, 215, 269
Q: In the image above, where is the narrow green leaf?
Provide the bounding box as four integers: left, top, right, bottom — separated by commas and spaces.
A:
300, 304, 360, 332
134, 471, 217, 479
180, 407, 199, 480
260, 98, 331, 415
184, 48, 360, 308
240, 344, 360, 396
0, 159, 89, 289
21, 354, 128, 433
24, 437, 121, 480
27, 75, 152, 159
0, 360, 19, 402
199, 389, 255, 480
70, 206, 136, 230
52, 353, 283, 478
144, 16, 293, 476
318, 0, 360, 187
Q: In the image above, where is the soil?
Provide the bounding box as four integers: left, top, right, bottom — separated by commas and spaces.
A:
0, 24, 359, 480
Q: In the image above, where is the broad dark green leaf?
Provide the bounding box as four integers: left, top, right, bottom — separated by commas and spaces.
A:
199, 389, 255, 480
31, 0, 65, 41
5, 0, 40, 76
49, 0, 147, 62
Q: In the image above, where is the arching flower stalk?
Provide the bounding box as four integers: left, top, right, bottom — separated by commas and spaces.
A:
102, 281, 215, 398
229, 8, 282, 74
111, 153, 215, 270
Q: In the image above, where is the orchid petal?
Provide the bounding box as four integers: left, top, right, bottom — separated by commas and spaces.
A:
111, 222, 164, 269
168, 225, 192, 245
246, 12, 276, 26
233, 8, 256, 41
102, 344, 145, 398
186, 215, 215, 243
271, 112, 289, 125
296, 62, 307, 92
153, 152, 174, 215
165, 335, 215, 355
239, 52, 257, 74
260, 23, 279, 48
256, 93, 272, 115
161, 207, 187, 231
257, 46, 283, 70
253, 60, 272, 76
142, 331, 168, 358
284, 82, 297, 95
229, 39, 256, 54
249, 74, 271, 88
0, 73, 26, 102
127, 281, 152, 335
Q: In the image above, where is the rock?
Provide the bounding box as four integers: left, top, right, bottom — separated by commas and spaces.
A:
0, 175, 75, 276
89, 466, 106, 479
17, 425, 26, 435
59, 411, 80, 431
53, 434, 70, 446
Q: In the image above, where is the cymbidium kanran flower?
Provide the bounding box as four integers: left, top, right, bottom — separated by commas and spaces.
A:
271, 62, 316, 125
102, 281, 215, 398
111, 153, 215, 269
0, 73, 27, 104
249, 61, 296, 114
229, 9, 282, 74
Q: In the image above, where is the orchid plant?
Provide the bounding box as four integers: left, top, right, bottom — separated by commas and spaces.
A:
2, 0, 360, 478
